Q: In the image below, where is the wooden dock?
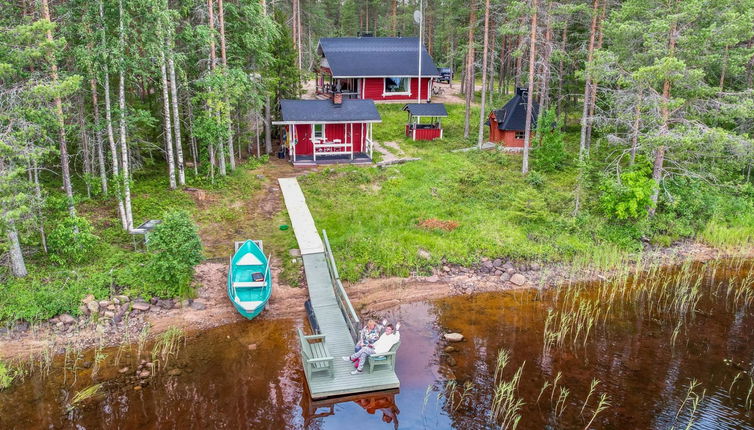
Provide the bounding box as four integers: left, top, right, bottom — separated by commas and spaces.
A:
279, 178, 400, 399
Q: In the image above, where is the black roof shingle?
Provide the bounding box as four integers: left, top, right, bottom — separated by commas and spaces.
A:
319, 37, 440, 78
276, 99, 381, 123
491, 88, 539, 131
403, 103, 448, 117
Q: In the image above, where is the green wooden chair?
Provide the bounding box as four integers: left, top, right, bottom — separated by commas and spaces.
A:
297, 328, 334, 379
366, 341, 400, 374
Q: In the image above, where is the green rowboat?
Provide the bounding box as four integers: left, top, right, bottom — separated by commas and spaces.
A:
227, 240, 272, 319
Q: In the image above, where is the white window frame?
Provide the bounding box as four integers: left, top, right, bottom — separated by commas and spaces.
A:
383, 77, 411, 96
312, 123, 326, 140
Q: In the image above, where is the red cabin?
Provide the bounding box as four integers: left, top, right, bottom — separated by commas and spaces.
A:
403, 103, 448, 141
273, 97, 381, 167
315, 37, 439, 103
487, 87, 539, 149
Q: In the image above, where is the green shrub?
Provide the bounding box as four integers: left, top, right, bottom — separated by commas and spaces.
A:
533, 108, 568, 172
525, 170, 545, 189
599, 161, 655, 220
0, 361, 13, 390
47, 216, 100, 265
147, 210, 203, 297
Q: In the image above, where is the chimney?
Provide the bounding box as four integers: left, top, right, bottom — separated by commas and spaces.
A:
333, 92, 343, 106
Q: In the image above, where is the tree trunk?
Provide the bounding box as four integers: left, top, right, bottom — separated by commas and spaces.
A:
119, 0, 133, 230
217, 0, 235, 171
476, 0, 491, 148
207, 0, 217, 69
719, 44, 728, 91
40, 0, 75, 217
391, 0, 397, 36
5, 217, 27, 278
584, 0, 607, 150
538, 3, 553, 114
746, 37, 754, 89
649, 17, 678, 217
463, 0, 477, 138
159, 44, 177, 189
78, 94, 92, 198
578, 0, 601, 161
90, 78, 108, 196
556, 24, 568, 125
100, 0, 126, 229
522, 0, 537, 175
168, 45, 185, 185
264, 96, 272, 154
186, 92, 199, 175
630, 100, 641, 165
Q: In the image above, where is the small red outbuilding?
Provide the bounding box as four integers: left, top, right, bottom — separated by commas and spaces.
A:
487, 87, 539, 148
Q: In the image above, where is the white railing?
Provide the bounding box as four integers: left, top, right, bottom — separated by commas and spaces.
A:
365, 138, 374, 160
312, 139, 353, 162
322, 230, 361, 344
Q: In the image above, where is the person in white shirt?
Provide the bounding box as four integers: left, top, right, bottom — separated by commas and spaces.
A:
344, 322, 400, 374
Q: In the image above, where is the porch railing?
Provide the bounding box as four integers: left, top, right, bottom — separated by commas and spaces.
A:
322, 230, 361, 344
312, 139, 353, 161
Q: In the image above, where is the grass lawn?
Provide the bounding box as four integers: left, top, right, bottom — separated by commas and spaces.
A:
299, 103, 633, 281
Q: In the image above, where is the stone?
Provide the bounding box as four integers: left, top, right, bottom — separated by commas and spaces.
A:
482, 261, 494, 269
247, 343, 258, 351
167, 368, 182, 376
103, 311, 115, 318
133, 386, 142, 391
494, 269, 504, 276
288, 249, 301, 257
14, 322, 29, 332
112, 297, 120, 305
506, 267, 516, 275
444, 333, 464, 342
190, 300, 206, 311
530, 262, 541, 271
442, 265, 451, 272
59, 313, 76, 324
79, 305, 90, 316
107, 305, 116, 311
510, 273, 527, 286
150, 297, 159, 305
444, 346, 456, 353
82, 294, 95, 304
98, 300, 110, 308
115, 295, 130, 303
145, 362, 154, 368
157, 299, 174, 310
82, 361, 93, 369
149, 305, 161, 313
132, 302, 150, 312
418, 248, 432, 260
138, 370, 151, 379
425, 275, 440, 283
56, 322, 65, 329
500, 273, 511, 282
118, 367, 130, 374
87, 301, 100, 314
181, 299, 192, 309
503, 262, 514, 270
446, 355, 457, 367
49, 316, 60, 324
492, 258, 503, 268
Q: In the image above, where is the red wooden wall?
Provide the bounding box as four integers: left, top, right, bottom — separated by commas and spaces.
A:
288, 123, 365, 156
488, 112, 527, 148
405, 125, 442, 140
362, 77, 433, 102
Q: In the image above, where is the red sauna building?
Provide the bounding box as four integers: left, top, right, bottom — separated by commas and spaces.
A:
315, 37, 440, 103
487, 88, 539, 148
274, 97, 382, 167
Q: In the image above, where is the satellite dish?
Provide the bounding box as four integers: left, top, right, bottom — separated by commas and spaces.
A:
413, 10, 422, 24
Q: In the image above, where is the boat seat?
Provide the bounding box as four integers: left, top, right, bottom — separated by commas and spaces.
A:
237, 254, 263, 266
234, 281, 266, 288
234, 297, 263, 312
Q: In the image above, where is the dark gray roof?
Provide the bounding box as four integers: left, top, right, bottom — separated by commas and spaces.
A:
277, 99, 381, 123
319, 37, 440, 77
403, 103, 448, 117
492, 88, 539, 131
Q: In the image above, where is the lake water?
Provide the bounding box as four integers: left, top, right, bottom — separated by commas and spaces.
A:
1, 259, 753, 429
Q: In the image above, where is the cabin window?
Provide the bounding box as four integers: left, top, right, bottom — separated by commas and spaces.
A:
515, 131, 525, 140
313, 124, 325, 139
385, 77, 410, 94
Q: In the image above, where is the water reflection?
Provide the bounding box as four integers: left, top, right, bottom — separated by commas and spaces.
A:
2, 259, 753, 429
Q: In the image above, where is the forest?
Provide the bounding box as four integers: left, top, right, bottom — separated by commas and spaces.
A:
1, 0, 754, 324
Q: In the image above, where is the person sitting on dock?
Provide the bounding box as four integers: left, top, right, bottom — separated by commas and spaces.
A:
344, 322, 401, 375
355, 319, 385, 352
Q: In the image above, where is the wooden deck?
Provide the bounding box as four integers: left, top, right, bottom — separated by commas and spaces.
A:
278, 178, 400, 399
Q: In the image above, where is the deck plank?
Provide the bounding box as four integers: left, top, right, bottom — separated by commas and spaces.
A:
279, 177, 400, 399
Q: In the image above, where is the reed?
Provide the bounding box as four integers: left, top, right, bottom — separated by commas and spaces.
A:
580, 379, 600, 416
151, 326, 185, 372
583, 393, 610, 430
67, 383, 103, 412
671, 379, 705, 430
554, 386, 570, 416
489, 349, 525, 430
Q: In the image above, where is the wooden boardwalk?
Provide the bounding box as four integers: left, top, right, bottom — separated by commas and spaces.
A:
278, 178, 400, 399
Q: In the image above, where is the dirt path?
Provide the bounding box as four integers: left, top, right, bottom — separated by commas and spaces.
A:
372, 141, 404, 163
